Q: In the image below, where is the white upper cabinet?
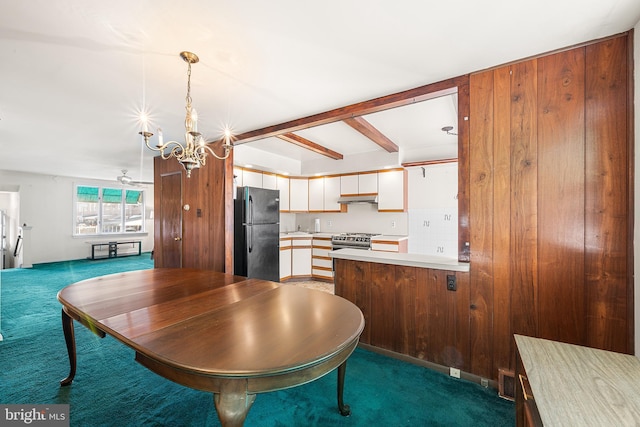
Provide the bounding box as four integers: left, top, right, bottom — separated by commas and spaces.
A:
323, 176, 341, 212
341, 173, 378, 195
242, 169, 263, 188
262, 173, 277, 190
358, 172, 378, 194
289, 178, 309, 211
308, 177, 324, 211
276, 175, 290, 211
378, 169, 407, 211
340, 174, 359, 195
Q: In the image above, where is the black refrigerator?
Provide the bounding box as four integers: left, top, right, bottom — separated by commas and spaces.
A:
234, 186, 280, 281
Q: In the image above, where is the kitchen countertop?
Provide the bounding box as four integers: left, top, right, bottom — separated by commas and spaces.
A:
371, 235, 408, 241
280, 232, 332, 238
330, 248, 469, 272
515, 334, 640, 426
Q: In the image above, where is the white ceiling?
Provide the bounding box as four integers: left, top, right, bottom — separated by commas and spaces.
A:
1, 1, 639, 183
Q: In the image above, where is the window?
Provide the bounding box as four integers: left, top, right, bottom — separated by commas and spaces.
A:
74, 185, 145, 235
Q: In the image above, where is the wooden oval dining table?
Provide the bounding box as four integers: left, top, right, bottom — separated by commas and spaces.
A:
57, 268, 365, 426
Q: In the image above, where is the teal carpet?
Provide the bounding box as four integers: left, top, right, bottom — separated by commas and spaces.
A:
0, 255, 514, 426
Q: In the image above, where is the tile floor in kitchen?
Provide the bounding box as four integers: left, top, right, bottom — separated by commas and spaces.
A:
287, 280, 334, 294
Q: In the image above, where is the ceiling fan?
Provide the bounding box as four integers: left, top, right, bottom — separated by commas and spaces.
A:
116, 169, 143, 186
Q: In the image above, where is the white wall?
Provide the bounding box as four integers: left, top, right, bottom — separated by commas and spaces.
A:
0, 170, 154, 265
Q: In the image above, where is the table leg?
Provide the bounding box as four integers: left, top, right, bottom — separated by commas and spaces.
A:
337, 360, 351, 416
213, 381, 256, 427
60, 308, 76, 386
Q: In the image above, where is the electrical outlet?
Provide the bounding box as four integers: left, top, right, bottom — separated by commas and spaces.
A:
481, 378, 489, 388
450, 367, 461, 379
446, 275, 457, 291
327, 220, 332, 227
391, 221, 396, 228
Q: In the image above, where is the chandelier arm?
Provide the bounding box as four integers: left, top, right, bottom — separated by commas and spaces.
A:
200, 143, 232, 160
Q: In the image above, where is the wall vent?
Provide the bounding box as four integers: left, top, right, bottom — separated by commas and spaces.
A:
498, 368, 515, 401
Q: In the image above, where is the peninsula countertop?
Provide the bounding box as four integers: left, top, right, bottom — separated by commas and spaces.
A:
330, 248, 470, 272
515, 334, 640, 426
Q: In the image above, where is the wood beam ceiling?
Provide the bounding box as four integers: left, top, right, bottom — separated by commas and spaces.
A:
210, 75, 466, 158
276, 133, 343, 160
343, 116, 398, 153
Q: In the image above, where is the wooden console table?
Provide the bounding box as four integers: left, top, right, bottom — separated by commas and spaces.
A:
57, 269, 365, 426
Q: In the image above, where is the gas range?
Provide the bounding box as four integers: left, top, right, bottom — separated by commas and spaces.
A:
331, 232, 381, 250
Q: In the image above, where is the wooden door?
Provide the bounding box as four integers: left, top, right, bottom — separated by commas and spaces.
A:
158, 172, 182, 268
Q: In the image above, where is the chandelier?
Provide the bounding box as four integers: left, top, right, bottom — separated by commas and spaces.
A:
139, 51, 232, 178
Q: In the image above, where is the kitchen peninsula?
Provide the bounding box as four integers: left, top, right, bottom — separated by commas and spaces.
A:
331, 249, 473, 381
330, 248, 468, 271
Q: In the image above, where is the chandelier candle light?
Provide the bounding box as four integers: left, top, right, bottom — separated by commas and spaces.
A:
139, 51, 233, 178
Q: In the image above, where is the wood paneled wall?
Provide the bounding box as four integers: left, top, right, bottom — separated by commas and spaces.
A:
468, 32, 633, 379
153, 145, 234, 272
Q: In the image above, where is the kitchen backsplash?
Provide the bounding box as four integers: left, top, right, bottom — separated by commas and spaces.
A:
295, 203, 407, 235
408, 207, 458, 258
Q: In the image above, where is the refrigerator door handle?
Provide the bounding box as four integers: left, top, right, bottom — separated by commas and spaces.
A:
248, 225, 253, 253
248, 195, 253, 225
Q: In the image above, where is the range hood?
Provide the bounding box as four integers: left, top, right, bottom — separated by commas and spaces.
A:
337, 195, 378, 204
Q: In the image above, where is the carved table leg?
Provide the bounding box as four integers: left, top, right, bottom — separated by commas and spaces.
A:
213, 380, 256, 427
60, 308, 76, 386
337, 360, 351, 416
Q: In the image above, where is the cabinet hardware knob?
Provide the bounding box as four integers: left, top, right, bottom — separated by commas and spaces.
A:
470, 304, 477, 310
174, 237, 182, 241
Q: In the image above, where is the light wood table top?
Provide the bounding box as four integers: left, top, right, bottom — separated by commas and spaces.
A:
57, 268, 364, 426
515, 334, 640, 426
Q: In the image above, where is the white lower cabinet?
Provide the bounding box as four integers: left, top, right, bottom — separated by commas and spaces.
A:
292, 247, 312, 276
279, 238, 292, 281
279, 236, 312, 279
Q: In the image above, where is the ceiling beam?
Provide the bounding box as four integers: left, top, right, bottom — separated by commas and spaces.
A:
213, 75, 467, 146
276, 133, 344, 160
343, 117, 398, 153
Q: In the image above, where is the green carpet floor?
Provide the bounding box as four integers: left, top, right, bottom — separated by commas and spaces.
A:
0, 255, 514, 426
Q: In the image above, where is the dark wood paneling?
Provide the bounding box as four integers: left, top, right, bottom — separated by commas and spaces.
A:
454, 271, 471, 371
154, 149, 231, 273
469, 69, 495, 378
370, 263, 396, 350
509, 59, 539, 339
492, 65, 513, 372
415, 267, 430, 360
537, 48, 586, 345
584, 36, 630, 353
394, 265, 417, 355
334, 258, 372, 344
457, 81, 471, 263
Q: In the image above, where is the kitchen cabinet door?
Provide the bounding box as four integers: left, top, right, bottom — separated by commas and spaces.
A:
280, 245, 292, 280
289, 178, 309, 211
262, 173, 277, 190
358, 172, 378, 194
242, 169, 263, 188
292, 247, 312, 276
308, 177, 324, 211
378, 169, 406, 211
323, 176, 341, 211
340, 174, 358, 195
276, 175, 290, 211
